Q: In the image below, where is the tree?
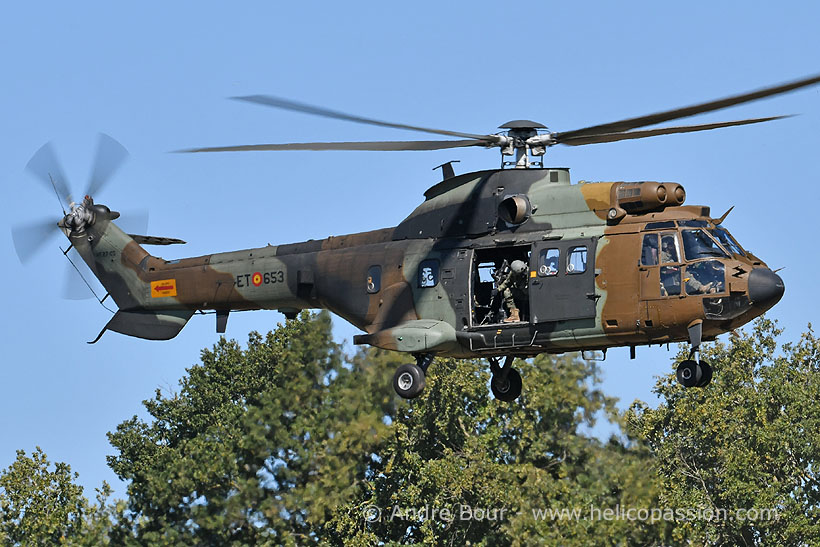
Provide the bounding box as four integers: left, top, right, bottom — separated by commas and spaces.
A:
107, 312, 671, 545
0, 447, 114, 546
107, 311, 397, 545
326, 354, 671, 546
12, 314, 820, 544
628, 318, 820, 546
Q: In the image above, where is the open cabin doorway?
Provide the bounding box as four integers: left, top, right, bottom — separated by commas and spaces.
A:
471, 245, 531, 327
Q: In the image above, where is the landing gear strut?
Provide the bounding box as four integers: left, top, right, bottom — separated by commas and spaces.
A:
676, 320, 712, 388
393, 353, 433, 399
489, 356, 522, 402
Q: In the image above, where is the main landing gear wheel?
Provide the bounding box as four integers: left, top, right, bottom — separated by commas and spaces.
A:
491, 368, 522, 402
392, 354, 433, 399
393, 363, 426, 399
489, 355, 522, 402
676, 359, 713, 388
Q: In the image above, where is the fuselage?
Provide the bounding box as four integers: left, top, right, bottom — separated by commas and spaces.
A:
76, 168, 783, 353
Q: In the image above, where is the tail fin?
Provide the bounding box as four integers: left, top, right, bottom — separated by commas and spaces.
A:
70, 213, 193, 341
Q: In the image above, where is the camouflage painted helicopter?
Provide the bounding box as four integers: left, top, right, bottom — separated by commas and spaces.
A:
14, 74, 819, 401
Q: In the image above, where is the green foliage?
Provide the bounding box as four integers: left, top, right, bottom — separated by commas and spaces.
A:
0, 447, 114, 546
326, 354, 669, 546
628, 317, 820, 545
10, 313, 819, 545
106, 311, 666, 545
107, 311, 397, 545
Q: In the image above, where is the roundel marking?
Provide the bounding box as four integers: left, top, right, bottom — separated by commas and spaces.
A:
252, 272, 263, 286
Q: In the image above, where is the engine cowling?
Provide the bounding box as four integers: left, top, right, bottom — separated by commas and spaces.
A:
607, 181, 685, 220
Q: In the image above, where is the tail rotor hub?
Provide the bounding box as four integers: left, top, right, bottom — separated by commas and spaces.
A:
12, 134, 129, 264
60, 196, 98, 235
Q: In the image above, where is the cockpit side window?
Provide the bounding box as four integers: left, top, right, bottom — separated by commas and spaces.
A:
711, 225, 745, 257
682, 229, 729, 261
643, 221, 676, 230
660, 266, 681, 296
684, 260, 726, 295
659, 232, 679, 264
678, 220, 708, 228
641, 234, 658, 266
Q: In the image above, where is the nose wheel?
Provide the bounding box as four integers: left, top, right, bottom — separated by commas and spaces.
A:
676, 359, 712, 388
676, 320, 713, 388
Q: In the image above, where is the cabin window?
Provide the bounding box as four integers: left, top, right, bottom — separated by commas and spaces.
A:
567, 246, 587, 274
538, 248, 560, 277
418, 259, 439, 288
641, 234, 659, 266
660, 265, 681, 296
366, 265, 381, 294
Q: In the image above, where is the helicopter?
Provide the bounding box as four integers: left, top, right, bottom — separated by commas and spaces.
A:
13, 74, 819, 402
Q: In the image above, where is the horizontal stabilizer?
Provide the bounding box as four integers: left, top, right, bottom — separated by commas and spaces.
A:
127, 234, 186, 245
89, 309, 194, 343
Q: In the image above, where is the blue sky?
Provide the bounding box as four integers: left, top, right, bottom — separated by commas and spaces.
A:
1, 2, 818, 498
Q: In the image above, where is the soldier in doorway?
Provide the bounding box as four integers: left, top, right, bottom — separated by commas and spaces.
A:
498, 259, 529, 323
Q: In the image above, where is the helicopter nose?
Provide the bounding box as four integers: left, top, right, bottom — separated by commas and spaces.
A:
748, 268, 785, 309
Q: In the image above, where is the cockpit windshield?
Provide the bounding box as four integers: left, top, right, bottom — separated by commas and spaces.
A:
681, 229, 729, 261
710, 225, 745, 257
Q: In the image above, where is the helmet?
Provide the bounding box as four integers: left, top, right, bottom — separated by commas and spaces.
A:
510, 260, 527, 274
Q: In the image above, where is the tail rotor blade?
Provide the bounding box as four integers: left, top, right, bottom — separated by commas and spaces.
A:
116, 208, 149, 236
11, 217, 60, 264
85, 133, 129, 198
25, 142, 73, 208
62, 248, 96, 300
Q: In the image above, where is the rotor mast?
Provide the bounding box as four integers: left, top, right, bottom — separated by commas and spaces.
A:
497, 120, 550, 169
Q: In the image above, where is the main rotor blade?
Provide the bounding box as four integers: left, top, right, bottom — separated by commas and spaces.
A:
26, 142, 73, 207
558, 116, 789, 146
85, 133, 129, 198
556, 73, 820, 142
11, 217, 60, 264
232, 95, 496, 141
178, 139, 487, 153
